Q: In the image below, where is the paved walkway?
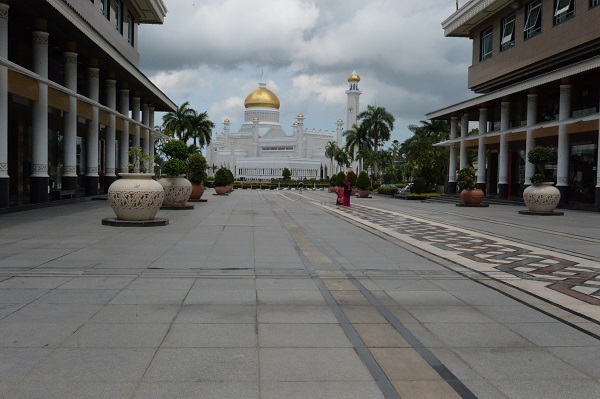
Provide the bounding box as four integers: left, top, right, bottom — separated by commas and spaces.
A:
0, 189, 599, 399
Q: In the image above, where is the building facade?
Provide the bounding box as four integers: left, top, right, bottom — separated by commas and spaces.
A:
207, 73, 362, 181
427, 0, 600, 210
0, 0, 176, 208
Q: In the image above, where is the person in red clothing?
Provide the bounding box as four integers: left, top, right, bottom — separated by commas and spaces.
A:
342, 178, 351, 207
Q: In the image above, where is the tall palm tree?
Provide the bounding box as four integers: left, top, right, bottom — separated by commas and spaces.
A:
325, 141, 339, 177
344, 123, 373, 173
357, 105, 395, 178
188, 110, 215, 149
334, 147, 351, 171
162, 101, 194, 141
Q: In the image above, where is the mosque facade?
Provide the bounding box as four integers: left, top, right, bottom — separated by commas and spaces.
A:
206, 72, 362, 181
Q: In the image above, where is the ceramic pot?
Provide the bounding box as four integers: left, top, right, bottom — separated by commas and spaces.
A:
214, 186, 228, 195
107, 173, 164, 221
190, 183, 205, 200
158, 176, 192, 206
523, 182, 561, 212
460, 188, 484, 205
357, 189, 370, 198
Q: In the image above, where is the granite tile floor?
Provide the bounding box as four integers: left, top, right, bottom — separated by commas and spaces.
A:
0, 189, 599, 398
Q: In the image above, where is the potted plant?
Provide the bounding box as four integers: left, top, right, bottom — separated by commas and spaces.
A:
347, 171, 358, 195
523, 146, 560, 213
456, 165, 484, 205
107, 146, 165, 221
356, 170, 370, 198
214, 167, 230, 195
158, 140, 193, 207
188, 152, 207, 200
224, 167, 235, 192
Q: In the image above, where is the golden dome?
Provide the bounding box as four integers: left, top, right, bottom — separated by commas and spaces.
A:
293, 122, 299, 126
347, 71, 360, 82
297, 113, 304, 118
224, 118, 230, 123
244, 83, 280, 109
337, 119, 343, 124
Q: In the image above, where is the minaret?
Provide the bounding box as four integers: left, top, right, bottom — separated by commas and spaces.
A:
346, 71, 362, 132
336, 119, 344, 147
296, 114, 305, 158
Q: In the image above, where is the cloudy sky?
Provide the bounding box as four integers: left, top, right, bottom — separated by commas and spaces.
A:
139, 0, 474, 145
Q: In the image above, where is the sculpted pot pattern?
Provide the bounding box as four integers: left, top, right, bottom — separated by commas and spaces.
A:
159, 176, 192, 206
523, 182, 561, 213
108, 173, 165, 221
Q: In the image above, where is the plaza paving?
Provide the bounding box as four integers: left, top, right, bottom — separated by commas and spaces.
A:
0, 189, 599, 398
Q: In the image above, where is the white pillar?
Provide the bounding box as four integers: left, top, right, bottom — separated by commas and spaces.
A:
31, 27, 50, 202
525, 94, 538, 185
131, 96, 140, 171
449, 117, 458, 191
498, 101, 510, 197
557, 85, 571, 190
477, 108, 488, 190
85, 66, 100, 195
119, 88, 130, 173
149, 106, 155, 174
460, 113, 468, 170
104, 79, 117, 189
62, 49, 78, 188
141, 103, 149, 172
0, 3, 9, 207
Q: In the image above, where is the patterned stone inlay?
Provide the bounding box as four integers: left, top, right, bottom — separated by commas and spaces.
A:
32, 164, 48, 173
108, 190, 164, 210
0, 163, 7, 172
283, 191, 600, 321
63, 166, 77, 173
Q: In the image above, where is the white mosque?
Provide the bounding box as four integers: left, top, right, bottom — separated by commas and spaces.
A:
206, 72, 362, 181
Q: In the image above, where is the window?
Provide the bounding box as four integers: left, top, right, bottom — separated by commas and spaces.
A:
591, 0, 599, 8
500, 14, 515, 51
127, 12, 135, 46
554, 0, 574, 24
115, 0, 123, 33
480, 27, 493, 61
101, 0, 109, 20
524, 0, 542, 39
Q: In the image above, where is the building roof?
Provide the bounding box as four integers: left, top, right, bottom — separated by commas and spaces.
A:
442, 0, 519, 37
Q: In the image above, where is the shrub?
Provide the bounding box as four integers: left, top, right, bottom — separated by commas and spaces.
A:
336, 171, 346, 187
456, 165, 477, 190
214, 168, 229, 187
410, 177, 428, 194
161, 140, 191, 161
356, 171, 370, 190
282, 168, 291, 181
346, 171, 357, 186
187, 153, 207, 184
329, 176, 337, 187
527, 146, 556, 185
162, 159, 188, 176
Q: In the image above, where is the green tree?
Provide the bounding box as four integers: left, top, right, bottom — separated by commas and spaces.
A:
399, 120, 450, 189
357, 105, 395, 178
344, 123, 373, 173
282, 168, 291, 181
162, 101, 195, 141
325, 141, 339, 177
188, 110, 215, 149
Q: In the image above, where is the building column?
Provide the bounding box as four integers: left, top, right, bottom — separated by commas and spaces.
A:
448, 116, 458, 194
85, 63, 100, 196
131, 96, 140, 171
498, 101, 510, 198
30, 22, 50, 203
149, 105, 155, 175
525, 93, 538, 187
104, 77, 117, 191
0, 3, 9, 207
62, 43, 78, 191
141, 103, 149, 172
557, 84, 571, 204
459, 113, 468, 170
477, 108, 488, 193
119, 87, 130, 173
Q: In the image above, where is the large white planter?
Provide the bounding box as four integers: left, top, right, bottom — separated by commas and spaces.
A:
159, 176, 192, 206
108, 173, 165, 221
523, 182, 561, 213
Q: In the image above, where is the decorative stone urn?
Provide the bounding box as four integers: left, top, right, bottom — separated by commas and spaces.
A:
107, 173, 165, 221
189, 183, 205, 200
357, 189, 370, 198
460, 188, 484, 205
523, 182, 561, 213
158, 175, 192, 206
